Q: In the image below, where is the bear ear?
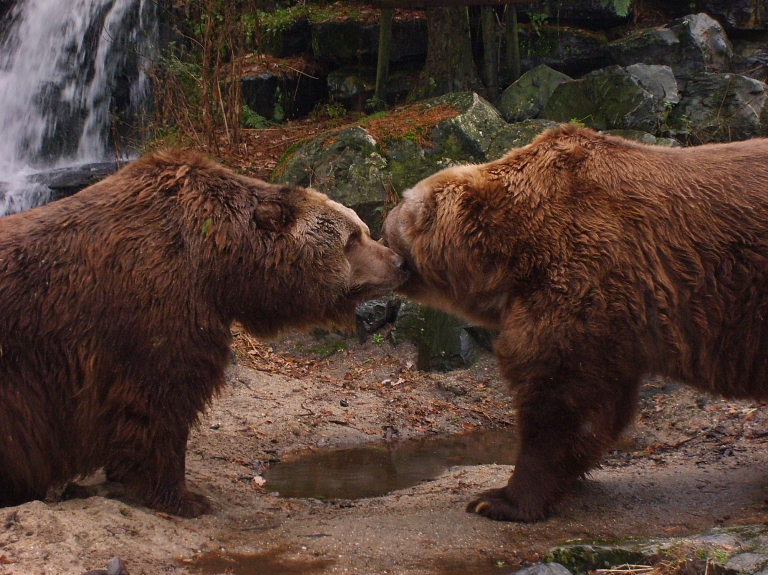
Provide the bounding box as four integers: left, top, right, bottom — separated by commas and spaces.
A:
253, 199, 294, 232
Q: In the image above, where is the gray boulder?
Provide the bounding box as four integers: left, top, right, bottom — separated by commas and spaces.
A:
274, 92, 507, 235
608, 13, 733, 84
273, 126, 390, 236
386, 92, 507, 192
601, 129, 680, 147
496, 65, 572, 122
666, 73, 768, 143
625, 64, 679, 105
541, 65, 667, 133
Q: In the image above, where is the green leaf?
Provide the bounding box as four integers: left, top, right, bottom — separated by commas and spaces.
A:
202, 217, 212, 236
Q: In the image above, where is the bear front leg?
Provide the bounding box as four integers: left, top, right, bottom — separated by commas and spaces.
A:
467, 370, 639, 522
108, 424, 211, 518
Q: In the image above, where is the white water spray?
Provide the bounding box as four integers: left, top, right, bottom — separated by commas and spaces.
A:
0, 0, 156, 215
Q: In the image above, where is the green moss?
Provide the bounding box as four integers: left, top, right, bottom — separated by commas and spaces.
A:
272, 139, 308, 181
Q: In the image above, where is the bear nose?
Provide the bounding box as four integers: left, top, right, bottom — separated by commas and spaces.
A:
394, 254, 410, 274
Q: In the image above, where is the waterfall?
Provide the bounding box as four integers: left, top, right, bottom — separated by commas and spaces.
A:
0, 0, 156, 215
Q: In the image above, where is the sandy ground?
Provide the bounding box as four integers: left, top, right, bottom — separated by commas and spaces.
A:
2, 328, 768, 575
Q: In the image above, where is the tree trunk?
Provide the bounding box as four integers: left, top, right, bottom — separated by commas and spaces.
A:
407, 6, 485, 103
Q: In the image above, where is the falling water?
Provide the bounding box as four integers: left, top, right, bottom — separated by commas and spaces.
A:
0, 0, 156, 215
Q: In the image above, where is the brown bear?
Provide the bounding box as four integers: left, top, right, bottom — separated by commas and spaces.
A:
0, 149, 408, 517
381, 124, 768, 522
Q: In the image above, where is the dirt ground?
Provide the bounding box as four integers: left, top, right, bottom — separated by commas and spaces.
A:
2, 326, 768, 575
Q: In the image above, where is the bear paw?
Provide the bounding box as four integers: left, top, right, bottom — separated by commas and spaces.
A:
152, 489, 213, 518
466, 488, 549, 522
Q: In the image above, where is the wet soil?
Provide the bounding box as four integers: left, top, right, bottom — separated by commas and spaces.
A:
2, 328, 768, 575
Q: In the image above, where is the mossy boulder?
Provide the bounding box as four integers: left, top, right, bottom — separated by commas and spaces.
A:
496, 65, 572, 123
542, 65, 666, 133
547, 525, 768, 575
389, 301, 478, 371
666, 73, 768, 143
273, 126, 390, 236
486, 119, 558, 161
273, 92, 506, 234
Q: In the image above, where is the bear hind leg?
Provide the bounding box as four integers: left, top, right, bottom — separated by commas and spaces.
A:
467, 370, 641, 522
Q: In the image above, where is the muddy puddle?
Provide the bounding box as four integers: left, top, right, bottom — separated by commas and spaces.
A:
184, 549, 519, 575
182, 547, 333, 575
264, 429, 518, 500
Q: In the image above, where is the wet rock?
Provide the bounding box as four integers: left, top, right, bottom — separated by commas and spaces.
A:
356, 297, 400, 342
626, 64, 679, 105
414, 307, 477, 371
666, 73, 768, 143
496, 65, 572, 123
601, 129, 680, 147
82, 556, 129, 575
388, 300, 477, 371
388, 299, 425, 346
516, 563, 574, 575
724, 553, 768, 574
542, 65, 667, 133
608, 13, 733, 85
486, 119, 558, 161
547, 543, 647, 575
548, 525, 768, 575
30, 162, 118, 202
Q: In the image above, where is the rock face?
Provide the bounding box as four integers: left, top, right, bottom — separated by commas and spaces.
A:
274, 92, 508, 236
496, 65, 572, 123
541, 65, 672, 133
519, 0, 631, 27
311, 18, 427, 64
241, 69, 328, 122
698, 0, 768, 31
608, 13, 733, 84
514, 27, 610, 79
667, 73, 768, 143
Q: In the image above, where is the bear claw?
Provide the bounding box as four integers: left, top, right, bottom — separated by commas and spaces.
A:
466, 488, 548, 523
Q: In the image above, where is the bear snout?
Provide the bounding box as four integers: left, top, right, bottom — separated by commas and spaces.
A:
347, 236, 410, 297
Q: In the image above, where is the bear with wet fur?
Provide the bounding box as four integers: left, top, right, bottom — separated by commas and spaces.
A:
0, 150, 407, 517
382, 125, 768, 522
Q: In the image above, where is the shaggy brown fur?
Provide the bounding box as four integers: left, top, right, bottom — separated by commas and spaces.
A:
381, 124, 768, 522
0, 150, 407, 516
